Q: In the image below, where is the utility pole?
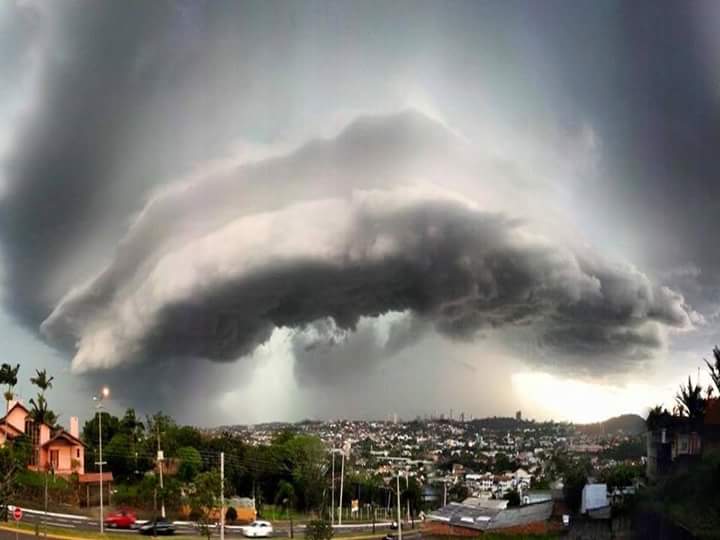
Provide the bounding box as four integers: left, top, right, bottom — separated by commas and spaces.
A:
220, 452, 225, 540
338, 448, 345, 526
99, 407, 104, 534
44, 467, 48, 538
405, 471, 410, 526
443, 480, 447, 506
94, 386, 109, 536
157, 424, 166, 519
396, 471, 402, 540
331, 449, 336, 526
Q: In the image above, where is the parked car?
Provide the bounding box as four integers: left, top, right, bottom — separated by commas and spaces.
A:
138, 518, 176, 535
242, 520, 273, 537
105, 509, 137, 529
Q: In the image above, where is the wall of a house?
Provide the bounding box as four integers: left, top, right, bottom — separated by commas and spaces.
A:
6, 404, 27, 432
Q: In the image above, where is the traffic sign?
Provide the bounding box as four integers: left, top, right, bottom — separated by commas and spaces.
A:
13, 507, 22, 521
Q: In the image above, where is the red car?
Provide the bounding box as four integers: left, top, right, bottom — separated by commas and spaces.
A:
104, 509, 137, 529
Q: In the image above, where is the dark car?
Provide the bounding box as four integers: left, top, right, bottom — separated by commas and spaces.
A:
138, 518, 176, 535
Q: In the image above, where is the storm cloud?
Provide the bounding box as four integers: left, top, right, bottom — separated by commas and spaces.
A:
37, 113, 695, 377
2, 0, 719, 421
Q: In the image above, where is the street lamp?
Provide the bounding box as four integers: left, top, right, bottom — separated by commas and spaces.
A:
93, 386, 109, 534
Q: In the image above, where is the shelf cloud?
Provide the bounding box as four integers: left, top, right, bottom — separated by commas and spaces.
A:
37, 113, 696, 379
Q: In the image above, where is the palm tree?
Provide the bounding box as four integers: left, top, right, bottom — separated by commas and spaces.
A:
29, 369, 54, 392
646, 404, 669, 431
675, 375, 706, 420
28, 369, 57, 427
28, 395, 57, 427
0, 364, 19, 414
705, 346, 720, 395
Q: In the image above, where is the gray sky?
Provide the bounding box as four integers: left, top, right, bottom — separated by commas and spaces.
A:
1, 0, 719, 425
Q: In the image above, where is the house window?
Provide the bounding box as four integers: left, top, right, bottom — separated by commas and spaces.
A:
24, 420, 40, 466
76, 448, 80, 459
50, 450, 59, 470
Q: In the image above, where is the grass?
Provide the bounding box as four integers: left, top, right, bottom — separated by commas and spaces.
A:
0, 522, 196, 540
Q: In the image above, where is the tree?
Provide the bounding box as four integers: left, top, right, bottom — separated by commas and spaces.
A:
28, 369, 57, 427
105, 433, 135, 481
676, 376, 705, 420
705, 346, 720, 395
190, 470, 220, 540
305, 519, 333, 540
276, 480, 296, 538
0, 363, 20, 413
448, 482, 469, 502
119, 408, 144, 438
600, 464, 641, 491
29, 369, 54, 392
178, 446, 202, 482
563, 463, 590, 513
646, 405, 670, 431
175, 425, 203, 449
285, 435, 327, 511
0, 446, 19, 520
82, 412, 120, 448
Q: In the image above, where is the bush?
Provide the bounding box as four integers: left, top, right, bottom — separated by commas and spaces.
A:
503, 491, 521, 507
305, 519, 333, 540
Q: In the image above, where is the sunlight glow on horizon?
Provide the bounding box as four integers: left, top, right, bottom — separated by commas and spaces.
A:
511, 371, 669, 424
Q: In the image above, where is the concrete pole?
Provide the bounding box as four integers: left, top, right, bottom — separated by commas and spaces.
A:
98, 407, 104, 535
338, 451, 345, 526
157, 426, 166, 518
405, 471, 410, 524
331, 450, 335, 526
396, 471, 402, 540
220, 452, 225, 540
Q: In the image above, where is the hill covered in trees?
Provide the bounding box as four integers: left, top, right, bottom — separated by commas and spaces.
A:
575, 414, 646, 436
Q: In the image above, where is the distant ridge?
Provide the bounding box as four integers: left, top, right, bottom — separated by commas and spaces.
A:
575, 414, 646, 436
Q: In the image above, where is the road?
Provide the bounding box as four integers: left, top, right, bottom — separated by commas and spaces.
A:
7, 507, 400, 538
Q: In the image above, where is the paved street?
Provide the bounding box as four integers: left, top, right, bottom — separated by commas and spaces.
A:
5, 507, 399, 539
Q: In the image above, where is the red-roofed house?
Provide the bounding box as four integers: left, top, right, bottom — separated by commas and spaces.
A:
0, 400, 85, 476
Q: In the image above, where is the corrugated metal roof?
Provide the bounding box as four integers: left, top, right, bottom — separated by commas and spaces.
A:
427, 500, 553, 532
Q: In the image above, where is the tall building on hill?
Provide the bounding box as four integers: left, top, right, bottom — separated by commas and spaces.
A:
516, 410, 522, 421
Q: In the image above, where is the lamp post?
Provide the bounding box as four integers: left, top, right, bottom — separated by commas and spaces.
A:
93, 386, 109, 535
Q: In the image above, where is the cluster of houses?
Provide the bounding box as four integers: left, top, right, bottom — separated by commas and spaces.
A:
464, 468, 533, 497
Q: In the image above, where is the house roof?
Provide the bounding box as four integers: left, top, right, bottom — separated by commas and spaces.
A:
0, 422, 23, 436
0, 401, 30, 423
42, 429, 86, 448
78, 472, 113, 484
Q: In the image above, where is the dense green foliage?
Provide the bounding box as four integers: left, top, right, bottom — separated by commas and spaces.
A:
191, 469, 220, 539
305, 519, 333, 540
599, 438, 645, 461
642, 451, 720, 536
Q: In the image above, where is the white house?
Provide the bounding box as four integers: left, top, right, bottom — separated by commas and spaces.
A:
513, 468, 533, 489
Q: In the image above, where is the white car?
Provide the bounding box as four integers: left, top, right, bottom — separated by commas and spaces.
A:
242, 521, 273, 537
